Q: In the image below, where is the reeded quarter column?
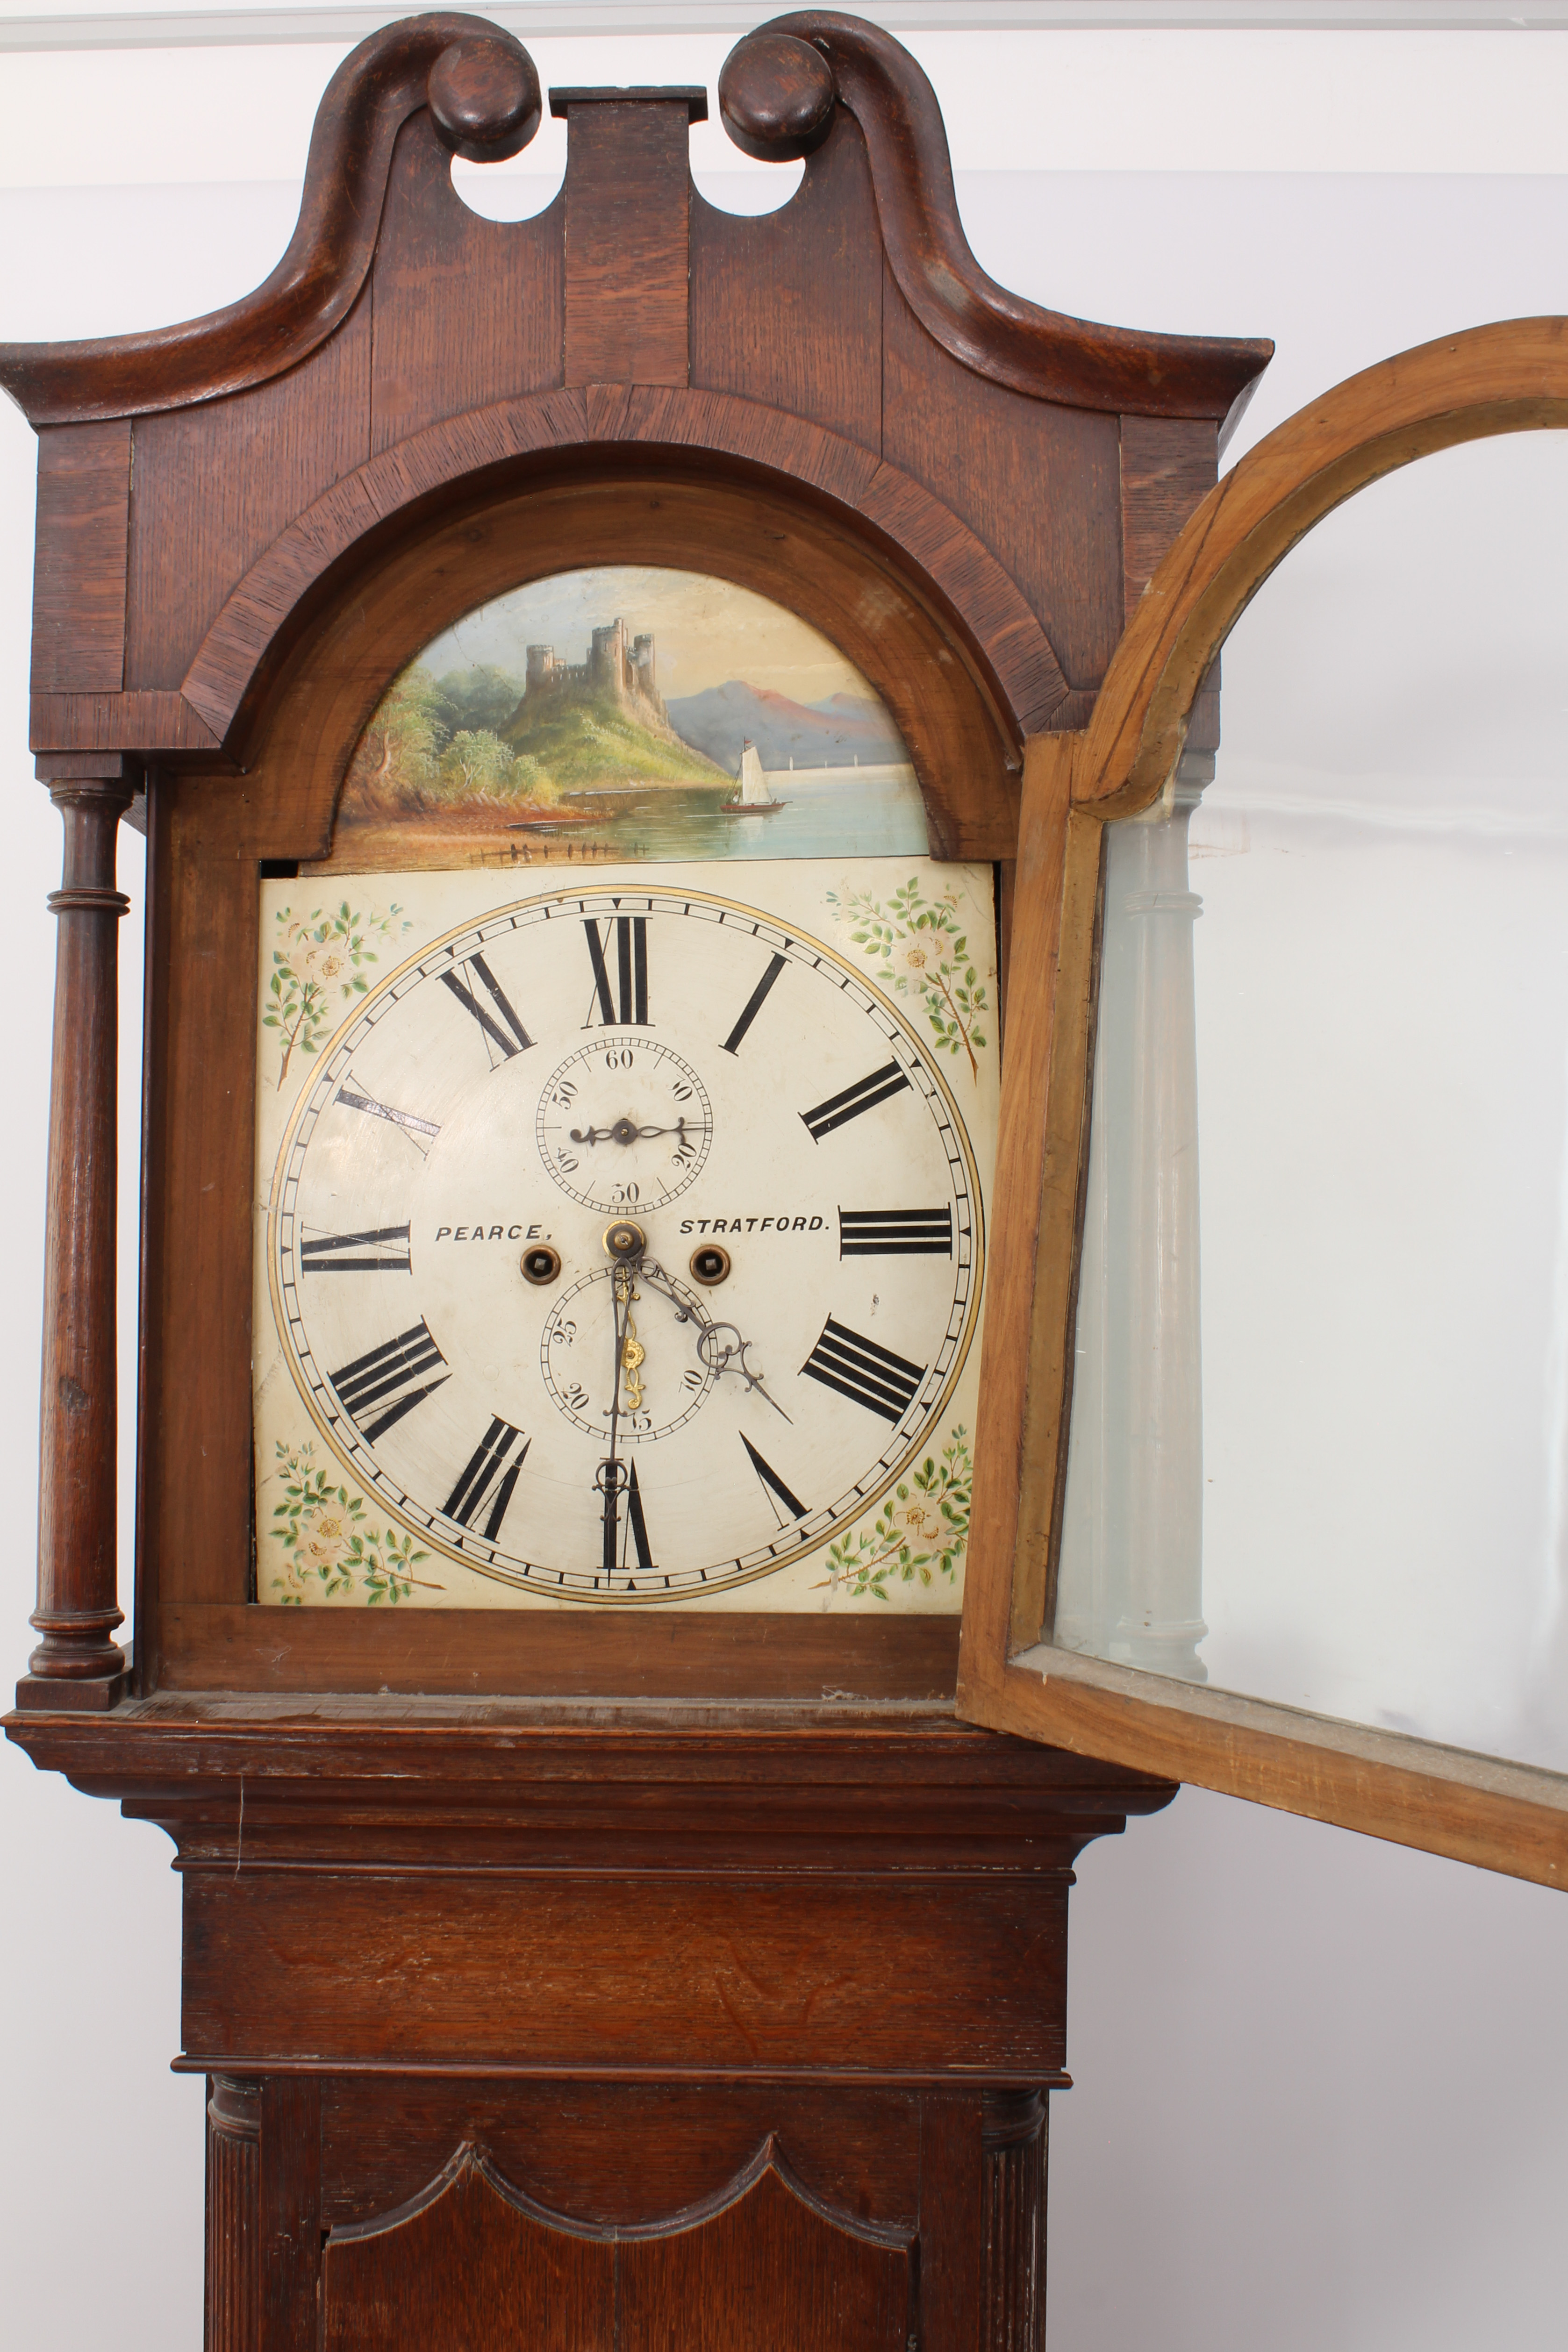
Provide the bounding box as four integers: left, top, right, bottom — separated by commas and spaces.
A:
206, 2077, 262, 2352
982, 2089, 1045, 2351
17, 763, 133, 1708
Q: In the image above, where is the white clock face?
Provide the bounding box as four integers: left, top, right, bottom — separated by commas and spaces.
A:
266, 884, 983, 1601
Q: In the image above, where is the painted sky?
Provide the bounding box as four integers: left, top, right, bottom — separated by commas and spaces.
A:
416, 566, 890, 708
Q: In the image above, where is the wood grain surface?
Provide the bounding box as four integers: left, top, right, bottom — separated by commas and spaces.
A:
560, 93, 701, 388
156, 1604, 963, 1701
181, 1870, 1071, 2074
322, 2149, 617, 2352
29, 422, 130, 695
317, 2079, 924, 2232
722, 13, 1271, 431
617, 2160, 911, 2352
309, 2096, 966, 2352
0, 15, 543, 427
369, 115, 564, 456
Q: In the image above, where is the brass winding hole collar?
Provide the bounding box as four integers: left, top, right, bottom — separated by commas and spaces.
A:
521, 1244, 562, 1286
690, 1244, 731, 1287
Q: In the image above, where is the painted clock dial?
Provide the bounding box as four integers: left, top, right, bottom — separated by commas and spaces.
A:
267, 883, 983, 1601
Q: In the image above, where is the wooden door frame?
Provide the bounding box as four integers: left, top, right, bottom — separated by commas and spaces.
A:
958, 315, 1568, 1891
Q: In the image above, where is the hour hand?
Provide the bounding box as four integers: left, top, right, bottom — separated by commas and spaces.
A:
620, 1309, 646, 1413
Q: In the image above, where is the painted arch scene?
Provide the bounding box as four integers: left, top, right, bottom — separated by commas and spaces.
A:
336, 565, 929, 869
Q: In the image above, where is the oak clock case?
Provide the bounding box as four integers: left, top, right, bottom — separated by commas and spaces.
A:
2, 11, 1294, 2347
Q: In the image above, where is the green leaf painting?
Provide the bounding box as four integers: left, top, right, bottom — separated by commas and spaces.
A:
268, 1440, 442, 1605
827, 877, 990, 1079
263, 901, 411, 1088
818, 1426, 973, 1602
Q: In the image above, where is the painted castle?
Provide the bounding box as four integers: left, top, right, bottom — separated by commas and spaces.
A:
516, 617, 667, 730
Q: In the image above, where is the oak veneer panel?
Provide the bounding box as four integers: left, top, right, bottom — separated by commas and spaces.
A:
132, 783, 173, 1686
321, 2155, 905, 2352
30, 687, 220, 755
144, 804, 256, 1612
320, 2080, 921, 2233
920, 2095, 986, 2352
690, 120, 882, 456
882, 268, 1123, 698
323, 2156, 615, 2352
563, 103, 690, 388
1120, 413, 1219, 619
157, 1603, 960, 1698
181, 1871, 1068, 2074
619, 2166, 910, 2352
370, 115, 565, 456
124, 298, 371, 691
30, 420, 130, 694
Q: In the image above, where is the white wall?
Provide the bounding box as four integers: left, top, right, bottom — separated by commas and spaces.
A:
3, 27, 1568, 2351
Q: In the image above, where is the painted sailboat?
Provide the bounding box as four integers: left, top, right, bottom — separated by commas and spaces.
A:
722, 738, 787, 815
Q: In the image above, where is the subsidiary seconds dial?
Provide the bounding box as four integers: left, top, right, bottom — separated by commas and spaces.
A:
267, 885, 983, 1602
536, 1036, 712, 1213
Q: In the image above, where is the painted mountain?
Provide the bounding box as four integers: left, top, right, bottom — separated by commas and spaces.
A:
664, 682, 909, 774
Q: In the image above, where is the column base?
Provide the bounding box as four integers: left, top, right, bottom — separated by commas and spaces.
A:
14, 1660, 133, 1711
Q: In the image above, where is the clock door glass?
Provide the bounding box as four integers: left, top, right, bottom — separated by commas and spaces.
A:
1053, 433, 1568, 1774
252, 571, 998, 1612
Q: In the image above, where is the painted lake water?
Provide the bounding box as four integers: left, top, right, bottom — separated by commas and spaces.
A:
544, 766, 930, 864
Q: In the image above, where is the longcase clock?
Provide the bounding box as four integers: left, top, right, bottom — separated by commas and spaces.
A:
0, 11, 1346, 2344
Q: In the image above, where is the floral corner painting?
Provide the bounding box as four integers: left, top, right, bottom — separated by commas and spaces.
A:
330, 565, 931, 871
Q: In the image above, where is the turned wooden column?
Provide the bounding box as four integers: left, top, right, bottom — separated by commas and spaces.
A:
17, 763, 133, 1708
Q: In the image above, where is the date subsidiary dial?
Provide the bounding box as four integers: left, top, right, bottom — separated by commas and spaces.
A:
267, 884, 984, 1602
542, 1263, 715, 1442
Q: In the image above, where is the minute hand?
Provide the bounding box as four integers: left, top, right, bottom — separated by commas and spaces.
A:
569, 1117, 701, 1146
597, 1261, 636, 1573
636, 1258, 791, 1423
